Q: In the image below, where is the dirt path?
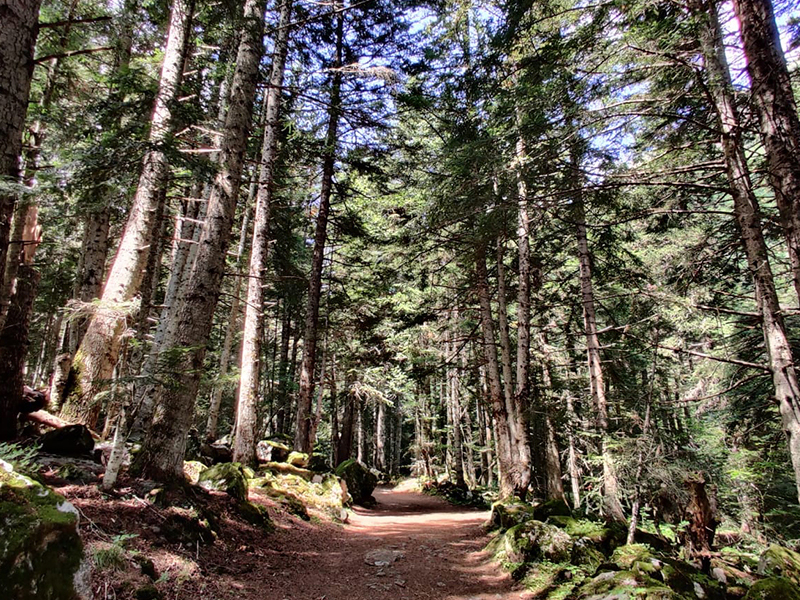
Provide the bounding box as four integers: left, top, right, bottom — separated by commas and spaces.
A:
235, 482, 530, 600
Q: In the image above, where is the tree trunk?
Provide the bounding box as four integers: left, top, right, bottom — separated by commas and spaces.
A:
511, 126, 533, 494
696, 0, 800, 503
566, 392, 582, 509
446, 310, 465, 487
0, 0, 42, 305
0, 210, 41, 440
572, 162, 625, 522
233, 0, 293, 465
731, 0, 800, 303
293, 1, 344, 453
63, 0, 195, 428
475, 242, 525, 499
136, 0, 266, 481
336, 379, 355, 466
495, 242, 517, 435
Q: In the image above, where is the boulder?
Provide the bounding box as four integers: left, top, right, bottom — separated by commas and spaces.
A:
0, 459, 90, 599
487, 499, 536, 531
744, 577, 800, 600
307, 453, 332, 473
577, 570, 684, 599
287, 451, 309, 467
334, 459, 377, 505
197, 462, 248, 501
237, 501, 273, 530
183, 460, 207, 484
534, 498, 572, 520
758, 544, 800, 584
256, 439, 290, 463
40, 425, 94, 456
502, 520, 574, 564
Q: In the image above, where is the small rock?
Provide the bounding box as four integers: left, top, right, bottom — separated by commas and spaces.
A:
365, 548, 404, 566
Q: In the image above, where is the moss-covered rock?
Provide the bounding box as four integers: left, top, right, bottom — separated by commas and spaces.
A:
744, 577, 800, 600
261, 461, 315, 480
183, 460, 207, 485
0, 459, 89, 600
197, 462, 248, 501
612, 544, 655, 570
659, 558, 725, 600
577, 569, 685, 599
548, 515, 622, 552
535, 498, 572, 520
256, 439, 290, 463
161, 507, 216, 546
758, 544, 800, 584
488, 499, 536, 531
572, 538, 606, 573
522, 561, 573, 596
237, 501, 273, 529
500, 520, 574, 565
307, 453, 332, 473
287, 451, 309, 467
334, 459, 376, 505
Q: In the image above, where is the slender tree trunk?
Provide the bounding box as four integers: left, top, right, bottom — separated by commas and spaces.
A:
63, 0, 195, 428
495, 242, 517, 434
233, 0, 293, 465
336, 377, 355, 466
475, 242, 525, 498
446, 310, 465, 486
294, 2, 344, 453
731, 0, 800, 303
566, 392, 582, 509
205, 194, 252, 442
572, 161, 625, 522
696, 0, 800, 503
275, 306, 292, 434
136, 0, 266, 481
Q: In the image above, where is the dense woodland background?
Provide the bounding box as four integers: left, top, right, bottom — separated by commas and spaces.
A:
2, 0, 800, 541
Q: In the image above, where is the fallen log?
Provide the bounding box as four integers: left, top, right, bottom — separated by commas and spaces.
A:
24, 409, 101, 440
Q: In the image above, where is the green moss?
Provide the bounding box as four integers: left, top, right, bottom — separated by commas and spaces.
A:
238, 501, 273, 530
744, 577, 800, 600
287, 451, 309, 467
535, 498, 571, 520
522, 561, 570, 595
759, 544, 800, 584
335, 459, 377, 504
612, 544, 655, 570
488, 499, 536, 531
197, 462, 248, 501
0, 460, 85, 600
576, 570, 683, 599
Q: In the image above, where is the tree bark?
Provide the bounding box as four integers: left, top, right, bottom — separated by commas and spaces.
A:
572, 160, 626, 522
136, 0, 266, 481
233, 0, 293, 464
63, 0, 195, 428
731, 0, 800, 303
0, 212, 40, 440
696, 0, 800, 503
293, 1, 344, 453
475, 242, 525, 498
0, 0, 42, 308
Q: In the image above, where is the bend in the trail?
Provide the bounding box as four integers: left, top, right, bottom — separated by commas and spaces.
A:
244, 482, 531, 600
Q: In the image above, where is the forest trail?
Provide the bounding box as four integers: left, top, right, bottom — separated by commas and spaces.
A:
236, 482, 530, 600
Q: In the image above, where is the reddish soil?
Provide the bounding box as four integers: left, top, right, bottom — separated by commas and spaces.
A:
57, 477, 530, 600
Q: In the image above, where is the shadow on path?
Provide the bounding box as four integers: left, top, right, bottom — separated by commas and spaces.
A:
243, 483, 530, 600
